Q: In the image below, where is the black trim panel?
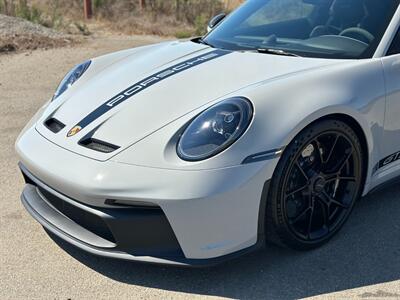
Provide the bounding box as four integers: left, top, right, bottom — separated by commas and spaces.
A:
242, 148, 284, 164
37, 186, 116, 243
22, 185, 116, 249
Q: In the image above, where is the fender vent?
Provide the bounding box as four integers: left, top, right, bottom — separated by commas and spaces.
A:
79, 138, 120, 153
44, 118, 65, 133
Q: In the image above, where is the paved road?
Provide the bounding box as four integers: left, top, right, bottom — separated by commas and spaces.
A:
1, 36, 400, 300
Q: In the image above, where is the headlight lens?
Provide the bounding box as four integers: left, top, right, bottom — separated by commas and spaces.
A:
177, 97, 253, 161
53, 60, 91, 100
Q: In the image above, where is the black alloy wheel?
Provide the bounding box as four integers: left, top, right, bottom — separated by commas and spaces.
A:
266, 119, 364, 250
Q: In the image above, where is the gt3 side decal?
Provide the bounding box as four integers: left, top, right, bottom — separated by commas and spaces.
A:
374, 150, 400, 173
67, 49, 231, 137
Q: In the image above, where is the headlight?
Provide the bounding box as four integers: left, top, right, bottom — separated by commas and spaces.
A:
177, 97, 253, 161
53, 60, 91, 100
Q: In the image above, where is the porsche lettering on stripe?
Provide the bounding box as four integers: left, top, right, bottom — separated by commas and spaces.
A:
67, 49, 230, 137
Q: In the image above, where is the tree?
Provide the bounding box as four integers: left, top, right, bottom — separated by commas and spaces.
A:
83, 0, 92, 19
139, 0, 146, 10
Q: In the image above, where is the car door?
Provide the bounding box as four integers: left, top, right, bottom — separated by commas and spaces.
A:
380, 28, 400, 178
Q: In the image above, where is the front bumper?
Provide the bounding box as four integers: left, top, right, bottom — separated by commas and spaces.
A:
21, 166, 270, 266
16, 127, 279, 265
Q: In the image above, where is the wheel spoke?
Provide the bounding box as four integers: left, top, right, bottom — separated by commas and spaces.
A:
307, 204, 315, 238
325, 176, 356, 183
295, 161, 309, 181
286, 184, 309, 198
325, 174, 339, 182
324, 144, 354, 176
289, 207, 311, 224
314, 139, 325, 164
322, 191, 349, 209
325, 134, 340, 164
316, 196, 330, 229
337, 149, 354, 173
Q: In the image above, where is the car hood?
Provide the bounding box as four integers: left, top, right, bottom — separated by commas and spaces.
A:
36, 40, 340, 161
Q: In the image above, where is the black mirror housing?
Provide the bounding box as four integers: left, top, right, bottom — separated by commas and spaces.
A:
207, 13, 226, 32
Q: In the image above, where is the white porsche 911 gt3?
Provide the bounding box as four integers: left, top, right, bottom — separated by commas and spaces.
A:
16, 0, 400, 266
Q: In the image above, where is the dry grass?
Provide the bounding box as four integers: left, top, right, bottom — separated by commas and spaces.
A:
224, 0, 244, 10
0, 0, 244, 53
86, 0, 228, 37
1, 0, 240, 37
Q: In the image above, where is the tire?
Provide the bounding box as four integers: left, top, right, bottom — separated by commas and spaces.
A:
266, 119, 365, 250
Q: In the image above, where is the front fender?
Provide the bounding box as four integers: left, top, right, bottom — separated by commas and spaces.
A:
244, 59, 385, 194
113, 58, 385, 181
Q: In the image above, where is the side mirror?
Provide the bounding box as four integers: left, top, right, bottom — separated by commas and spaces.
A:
207, 13, 226, 32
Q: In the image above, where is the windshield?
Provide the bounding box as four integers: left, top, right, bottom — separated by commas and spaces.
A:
203, 0, 399, 59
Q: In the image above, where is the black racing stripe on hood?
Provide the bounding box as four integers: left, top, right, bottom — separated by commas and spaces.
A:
67, 49, 231, 137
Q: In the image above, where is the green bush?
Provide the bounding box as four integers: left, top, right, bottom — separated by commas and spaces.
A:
74, 21, 91, 35
16, 0, 43, 24
46, 0, 64, 29
1, 0, 44, 24
194, 14, 208, 36
0, 0, 67, 29
93, 0, 104, 9
91, 0, 224, 26
175, 30, 192, 38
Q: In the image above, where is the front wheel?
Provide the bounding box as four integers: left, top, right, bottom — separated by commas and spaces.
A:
266, 119, 364, 250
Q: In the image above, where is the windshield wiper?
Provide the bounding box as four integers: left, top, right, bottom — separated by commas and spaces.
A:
256, 48, 301, 57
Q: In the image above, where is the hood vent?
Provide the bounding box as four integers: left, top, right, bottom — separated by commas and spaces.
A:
79, 138, 120, 153
44, 118, 65, 133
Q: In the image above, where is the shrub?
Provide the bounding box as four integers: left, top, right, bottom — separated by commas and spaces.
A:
15, 0, 43, 24
1, 0, 241, 37
1, 0, 46, 26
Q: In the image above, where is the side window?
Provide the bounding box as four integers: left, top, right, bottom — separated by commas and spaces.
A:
387, 29, 400, 56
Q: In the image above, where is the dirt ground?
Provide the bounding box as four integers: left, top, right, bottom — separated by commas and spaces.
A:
1, 35, 400, 300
